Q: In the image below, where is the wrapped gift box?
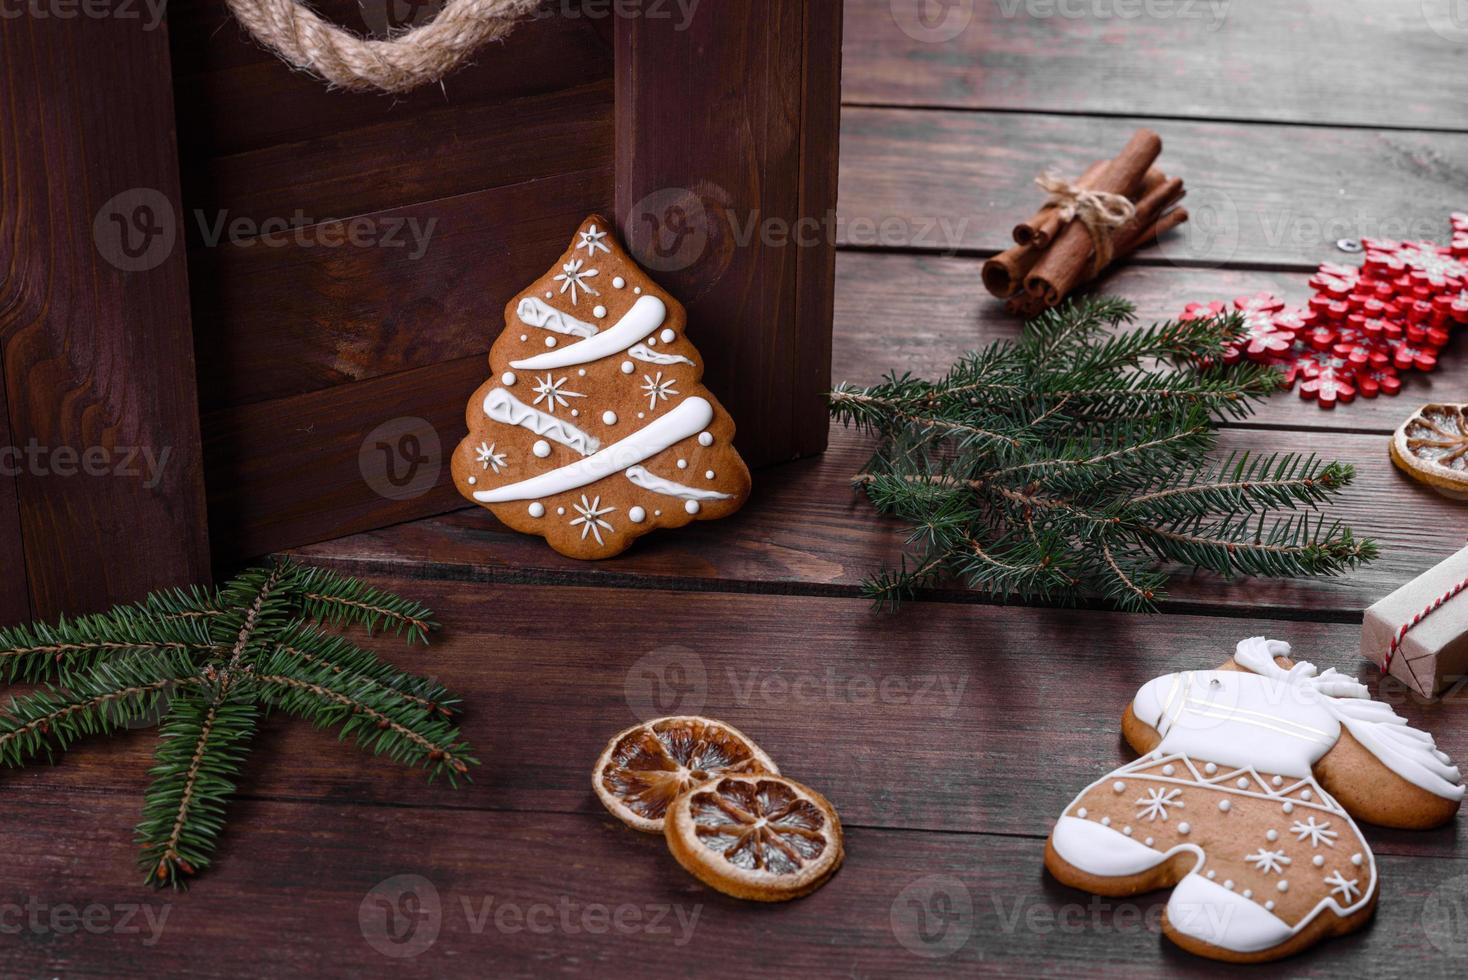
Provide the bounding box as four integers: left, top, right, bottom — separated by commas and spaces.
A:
1362, 545, 1468, 696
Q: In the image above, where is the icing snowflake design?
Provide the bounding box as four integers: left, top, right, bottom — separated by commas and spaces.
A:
1323, 870, 1361, 903
1135, 787, 1184, 822
1291, 817, 1338, 848
578, 225, 611, 256
531, 374, 585, 414
1243, 848, 1292, 875
570, 495, 616, 545
554, 259, 600, 304
640, 372, 679, 411
475, 442, 507, 474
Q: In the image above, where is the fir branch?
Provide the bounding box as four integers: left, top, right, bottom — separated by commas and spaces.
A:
830, 297, 1378, 611
292, 566, 436, 642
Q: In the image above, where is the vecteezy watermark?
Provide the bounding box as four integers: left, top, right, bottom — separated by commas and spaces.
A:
728, 667, 968, 719
0, 0, 167, 30
625, 645, 709, 719
534, 0, 702, 31
891, 875, 974, 959
1156, 185, 1240, 269
889, 0, 977, 43
192, 211, 437, 260
995, 0, 1230, 29
0, 899, 171, 945
358, 417, 443, 502
0, 440, 172, 490
93, 188, 177, 273
359, 875, 702, 959
1423, 0, 1468, 43
1423, 873, 1468, 956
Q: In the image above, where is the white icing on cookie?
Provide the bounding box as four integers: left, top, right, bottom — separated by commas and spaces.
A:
628, 344, 696, 367
475, 397, 714, 503
483, 388, 600, 457
516, 297, 598, 339
624, 465, 735, 502
510, 295, 666, 371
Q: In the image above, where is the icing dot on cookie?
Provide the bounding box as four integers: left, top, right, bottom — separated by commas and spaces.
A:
1313, 855, 1325, 867
1161, 765, 1175, 776
1301, 790, 1312, 801
528, 503, 545, 518
634, 286, 642, 294
532, 440, 551, 458
1144, 837, 1154, 846
570, 410, 579, 418
654, 509, 662, 517
1178, 822, 1190, 835
545, 337, 557, 348
613, 276, 626, 289
1277, 881, 1289, 893
1077, 808, 1088, 819
467, 476, 476, 486
520, 334, 528, 342
660, 328, 676, 344
557, 507, 566, 516
1112, 781, 1125, 794
593, 305, 607, 319
1204, 763, 1218, 775
685, 500, 701, 515
1351, 853, 1363, 867
705, 470, 715, 480
677, 459, 688, 469
1282, 802, 1294, 814
698, 431, 714, 447
1236, 778, 1249, 789
1265, 901, 1275, 911
638, 412, 645, 419
1206, 870, 1216, 880
578, 369, 587, 377
621, 361, 634, 375
629, 506, 646, 523
502, 372, 517, 386
647, 336, 657, 347
1218, 800, 1231, 813
1271, 775, 1283, 787
544, 292, 552, 299
1242, 889, 1252, 899
1122, 826, 1132, 836
603, 411, 618, 425
1100, 817, 1111, 827
1223, 880, 1234, 891
1266, 829, 1279, 842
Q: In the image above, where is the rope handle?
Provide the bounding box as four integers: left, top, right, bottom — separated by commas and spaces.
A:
1382, 574, 1468, 675
224, 0, 543, 94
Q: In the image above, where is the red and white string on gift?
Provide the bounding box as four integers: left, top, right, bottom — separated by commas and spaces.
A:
1383, 574, 1468, 675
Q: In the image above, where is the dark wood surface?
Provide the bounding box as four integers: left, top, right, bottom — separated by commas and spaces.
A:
0, 364, 29, 625
0, 4, 211, 621
9, 2, 1468, 977
615, 0, 843, 466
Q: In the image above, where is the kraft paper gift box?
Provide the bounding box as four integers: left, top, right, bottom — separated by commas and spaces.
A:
1361, 545, 1468, 697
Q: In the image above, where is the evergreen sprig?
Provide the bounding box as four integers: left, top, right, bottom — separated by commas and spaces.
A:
0, 559, 475, 887
829, 298, 1377, 612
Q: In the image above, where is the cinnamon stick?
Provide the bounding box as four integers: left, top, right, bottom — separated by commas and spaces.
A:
1013, 160, 1107, 249
982, 243, 1045, 298
1024, 129, 1164, 307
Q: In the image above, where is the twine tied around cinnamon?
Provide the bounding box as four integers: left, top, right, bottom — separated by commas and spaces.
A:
1034, 171, 1138, 274
223, 0, 543, 94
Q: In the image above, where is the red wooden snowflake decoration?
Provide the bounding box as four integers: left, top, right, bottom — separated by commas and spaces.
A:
1299, 369, 1356, 409
1356, 365, 1402, 399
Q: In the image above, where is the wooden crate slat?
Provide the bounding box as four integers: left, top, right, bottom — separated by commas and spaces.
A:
0, 11, 211, 618
839, 107, 1468, 269
846, 0, 1467, 131
4, 581, 1463, 859
190, 168, 613, 411
615, 0, 840, 466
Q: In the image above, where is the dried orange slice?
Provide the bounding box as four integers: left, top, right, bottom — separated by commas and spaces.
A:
664, 774, 843, 901
593, 716, 779, 833
1391, 402, 1468, 499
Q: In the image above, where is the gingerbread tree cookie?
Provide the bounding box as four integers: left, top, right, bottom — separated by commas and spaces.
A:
1046, 637, 1463, 963
452, 216, 751, 559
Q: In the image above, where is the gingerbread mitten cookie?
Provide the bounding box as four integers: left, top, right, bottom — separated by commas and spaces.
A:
1045, 637, 1463, 963
452, 216, 751, 559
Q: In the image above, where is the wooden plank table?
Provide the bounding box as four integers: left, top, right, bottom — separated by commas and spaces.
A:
6, 2, 1468, 976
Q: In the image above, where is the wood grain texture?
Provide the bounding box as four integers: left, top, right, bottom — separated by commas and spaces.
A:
189, 168, 613, 411
0, 363, 30, 626
0, 8, 211, 618
847, 0, 1468, 131
616, 0, 842, 466
834, 252, 1467, 433
838, 107, 1468, 268
290, 421, 1464, 619
0, 794, 1462, 978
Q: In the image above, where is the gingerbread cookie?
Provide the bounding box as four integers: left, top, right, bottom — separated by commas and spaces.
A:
452, 216, 751, 558
1046, 637, 1463, 963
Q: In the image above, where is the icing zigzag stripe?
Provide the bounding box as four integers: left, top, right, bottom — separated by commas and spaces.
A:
625, 465, 734, 501
517, 297, 598, 338
628, 344, 695, 367
483, 388, 600, 457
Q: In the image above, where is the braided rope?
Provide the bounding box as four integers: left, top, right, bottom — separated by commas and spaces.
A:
224, 0, 544, 94
1383, 574, 1468, 675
